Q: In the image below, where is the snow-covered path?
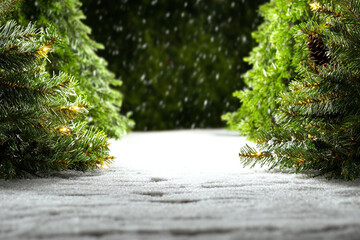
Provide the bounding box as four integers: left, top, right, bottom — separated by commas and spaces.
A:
1, 129, 360, 240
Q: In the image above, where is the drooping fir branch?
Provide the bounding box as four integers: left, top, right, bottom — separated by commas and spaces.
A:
0, 20, 47, 70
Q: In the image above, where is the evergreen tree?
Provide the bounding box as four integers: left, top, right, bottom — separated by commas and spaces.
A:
239, 0, 360, 180
82, 0, 266, 130
16, 0, 132, 138
0, 0, 112, 179
222, 0, 311, 139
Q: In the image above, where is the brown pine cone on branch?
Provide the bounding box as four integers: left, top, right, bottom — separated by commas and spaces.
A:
307, 35, 331, 66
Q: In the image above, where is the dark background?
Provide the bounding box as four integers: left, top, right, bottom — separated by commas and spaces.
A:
81, 0, 267, 130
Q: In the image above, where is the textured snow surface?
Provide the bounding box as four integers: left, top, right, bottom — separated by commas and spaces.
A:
1, 129, 360, 240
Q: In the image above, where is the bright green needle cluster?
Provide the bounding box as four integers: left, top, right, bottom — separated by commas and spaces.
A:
223, 0, 311, 139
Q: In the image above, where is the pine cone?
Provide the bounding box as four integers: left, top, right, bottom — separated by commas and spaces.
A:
307, 35, 331, 66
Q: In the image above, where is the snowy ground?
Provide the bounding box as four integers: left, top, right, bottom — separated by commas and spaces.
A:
1, 129, 360, 240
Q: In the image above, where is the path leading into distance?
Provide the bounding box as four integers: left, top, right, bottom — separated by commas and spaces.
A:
1, 129, 360, 240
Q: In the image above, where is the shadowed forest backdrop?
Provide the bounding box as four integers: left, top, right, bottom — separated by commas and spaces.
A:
81, 0, 267, 130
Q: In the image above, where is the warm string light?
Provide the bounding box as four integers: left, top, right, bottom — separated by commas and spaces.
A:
42, 46, 50, 53
310, 2, 321, 11
239, 152, 270, 158
59, 126, 70, 134
36, 45, 51, 56
60, 105, 82, 112
69, 105, 81, 112
309, 1, 342, 17
36, 39, 56, 57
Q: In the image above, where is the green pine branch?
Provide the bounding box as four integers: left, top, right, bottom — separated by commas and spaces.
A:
238, 0, 360, 180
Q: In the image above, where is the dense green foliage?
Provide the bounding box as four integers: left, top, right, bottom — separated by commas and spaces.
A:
223, 0, 311, 138
0, 0, 112, 179
16, 0, 131, 138
82, 0, 266, 130
239, 0, 360, 180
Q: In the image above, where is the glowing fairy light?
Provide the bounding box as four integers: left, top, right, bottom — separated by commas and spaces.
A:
239, 151, 270, 158
310, 2, 321, 11
59, 126, 69, 134
60, 105, 82, 112
69, 105, 81, 112
41, 46, 50, 53
37, 45, 51, 56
